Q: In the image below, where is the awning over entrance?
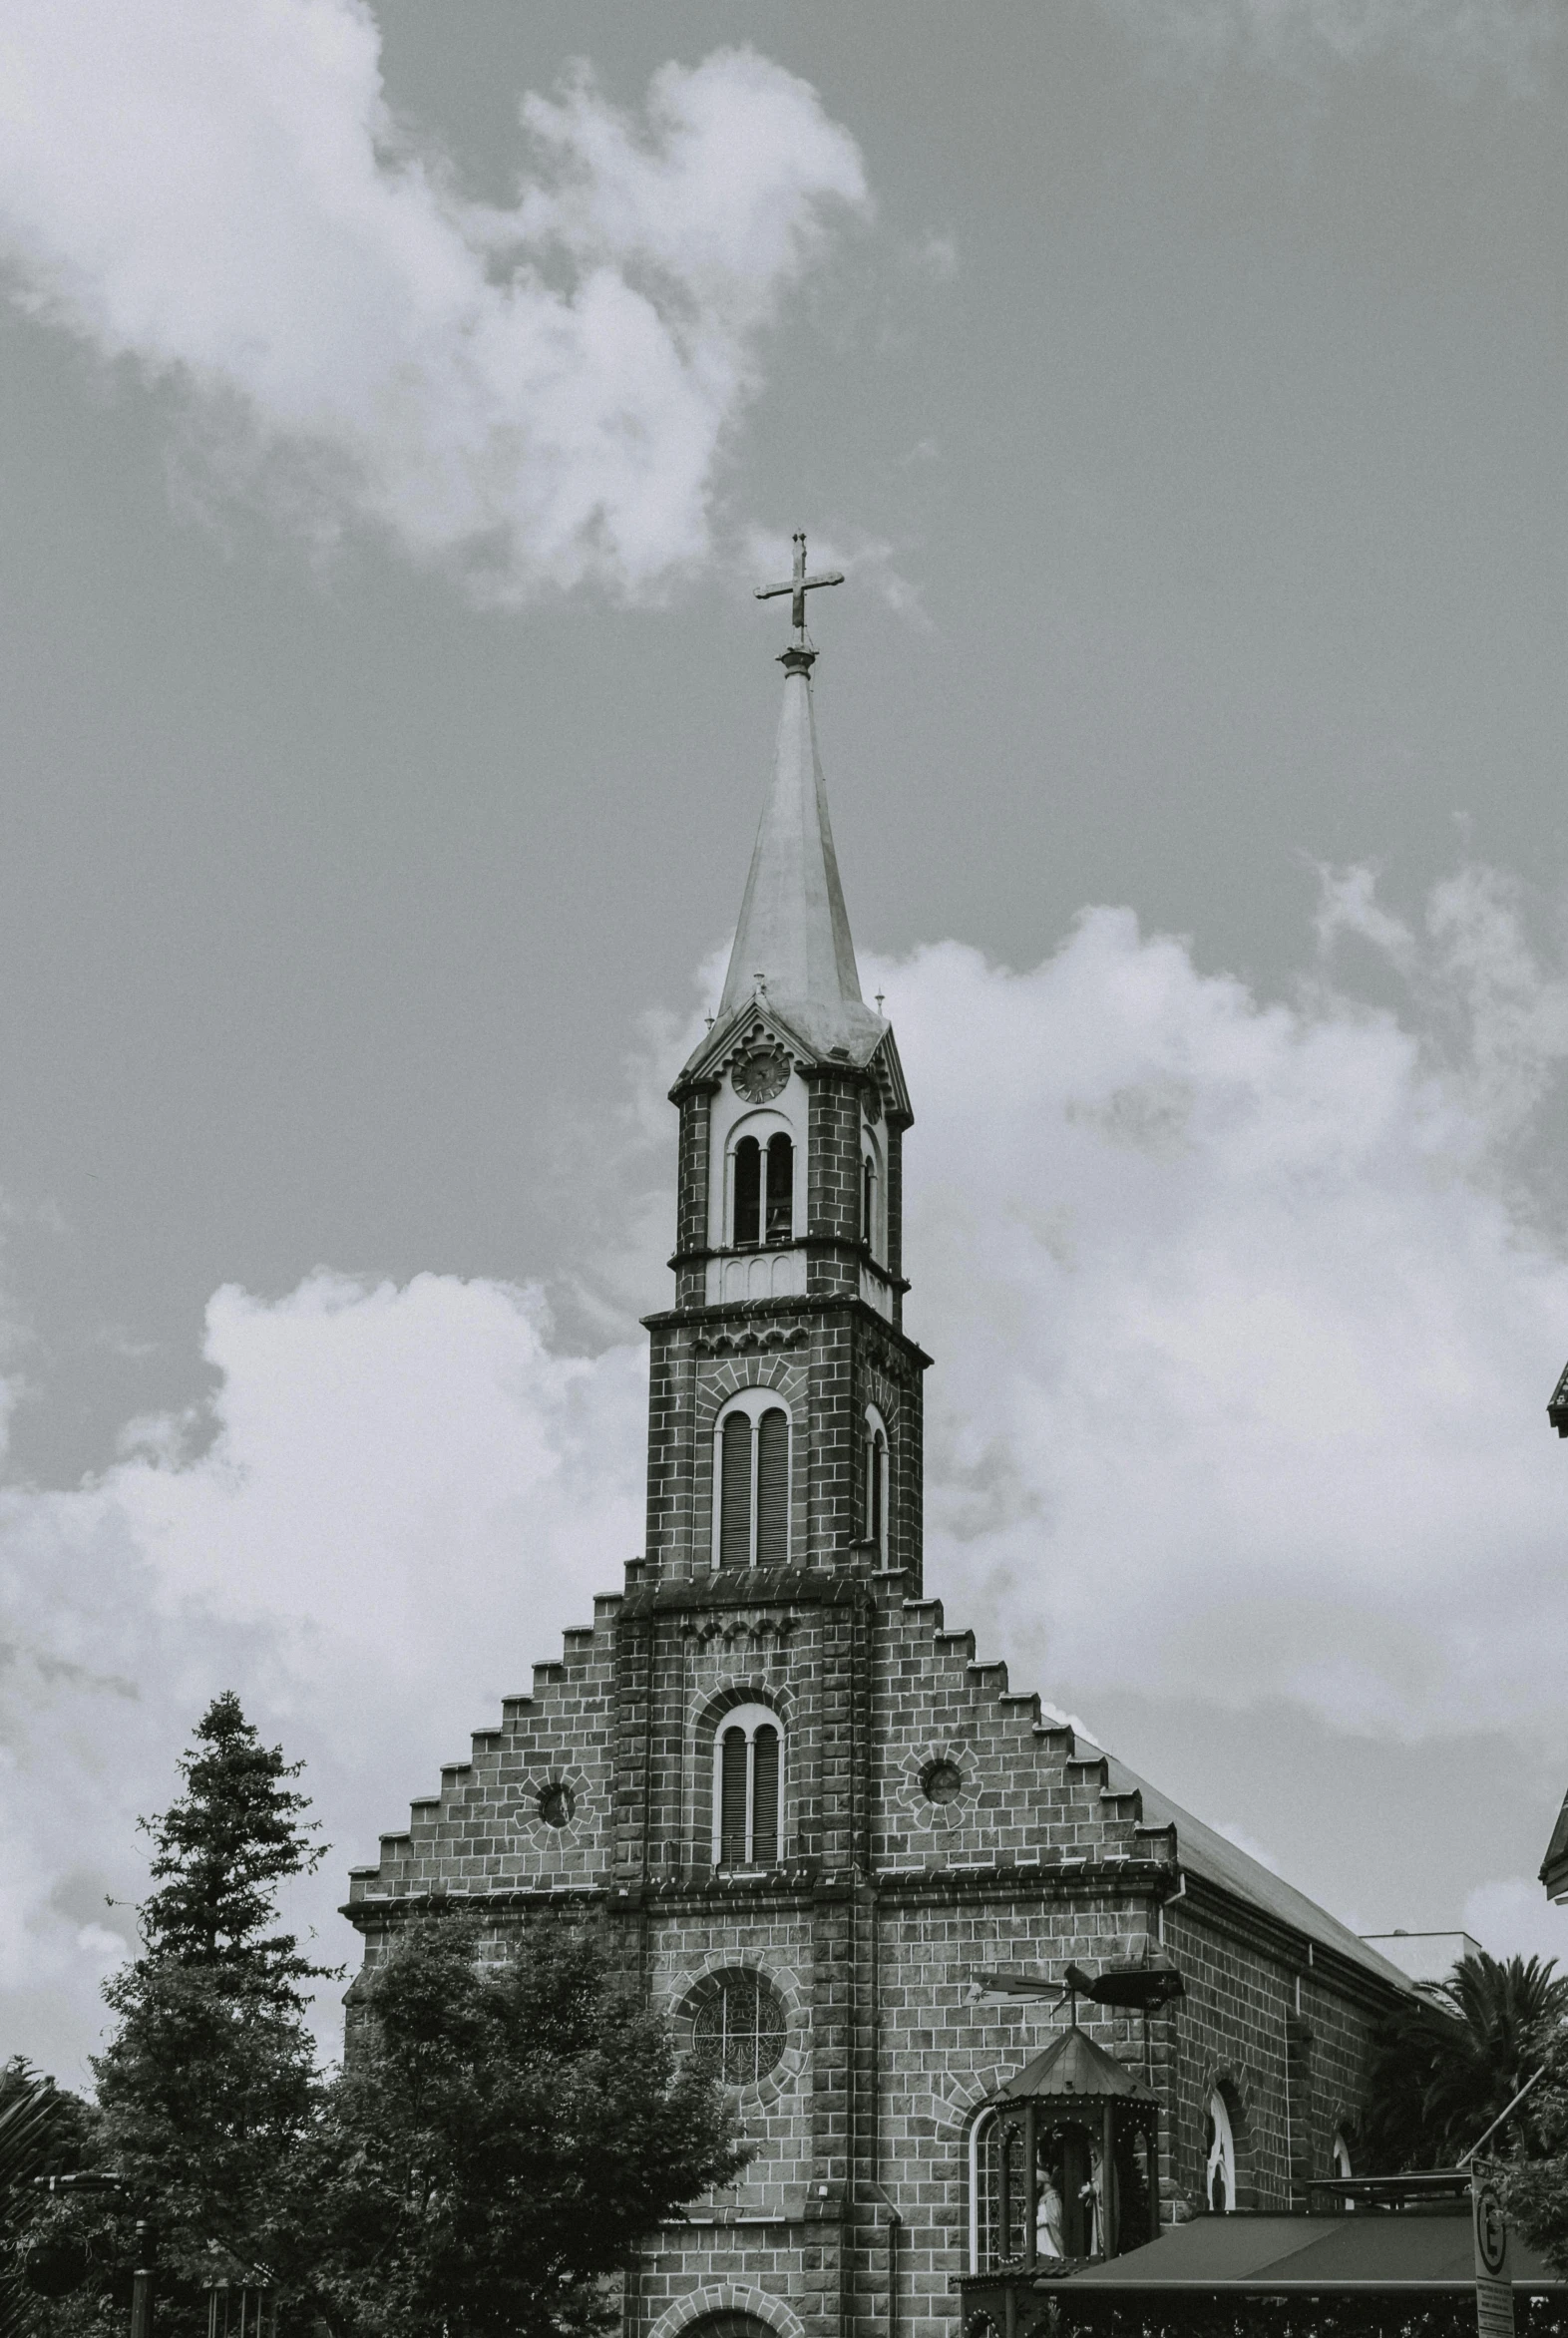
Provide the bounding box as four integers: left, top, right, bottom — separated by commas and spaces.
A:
1055, 2212, 1565, 2294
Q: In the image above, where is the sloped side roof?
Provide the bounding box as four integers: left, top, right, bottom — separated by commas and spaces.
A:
1087, 1741, 1411, 1995
1061, 2211, 1564, 2292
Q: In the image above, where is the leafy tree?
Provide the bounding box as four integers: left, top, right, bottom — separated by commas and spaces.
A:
73, 1696, 332, 2322
1360, 1952, 1568, 2171
311, 1913, 750, 2338
1505, 2018, 1568, 2278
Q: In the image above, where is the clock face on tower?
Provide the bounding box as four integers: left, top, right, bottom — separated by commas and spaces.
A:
732, 1046, 789, 1104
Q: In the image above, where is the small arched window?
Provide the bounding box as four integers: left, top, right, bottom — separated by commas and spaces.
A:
864, 1406, 889, 1559
1332, 2131, 1354, 2180
733, 1136, 761, 1247
715, 1396, 791, 1568
712, 1703, 784, 1866
1205, 2090, 1237, 2213
765, 1132, 793, 1243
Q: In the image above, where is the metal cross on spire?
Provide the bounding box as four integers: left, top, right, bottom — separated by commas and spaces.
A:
754, 531, 844, 647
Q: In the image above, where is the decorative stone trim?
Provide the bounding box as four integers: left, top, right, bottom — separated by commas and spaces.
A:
647, 2284, 805, 2338
661, 1944, 808, 2115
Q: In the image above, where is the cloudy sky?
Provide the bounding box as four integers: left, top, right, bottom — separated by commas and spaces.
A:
0, 0, 1565, 2082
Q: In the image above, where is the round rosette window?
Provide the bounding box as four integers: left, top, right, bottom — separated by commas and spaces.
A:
686, 1969, 788, 2086
536, 1780, 575, 1828
920, 1756, 965, 1806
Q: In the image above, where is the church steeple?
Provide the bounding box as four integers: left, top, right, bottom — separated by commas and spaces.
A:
714, 643, 883, 1062
647, 546, 923, 1596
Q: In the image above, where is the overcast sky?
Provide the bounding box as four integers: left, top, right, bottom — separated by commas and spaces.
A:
1, 0, 1566, 2082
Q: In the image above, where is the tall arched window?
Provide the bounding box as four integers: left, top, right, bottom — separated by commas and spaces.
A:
1205, 2090, 1237, 2213
970, 2108, 1002, 2271
864, 1406, 889, 1559
860, 1136, 882, 1259
732, 1136, 761, 1247
712, 1704, 784, 1866
1332, 2131, 1354, 2180
765, 1132, 793, 1243
715, 1395, 791, 1568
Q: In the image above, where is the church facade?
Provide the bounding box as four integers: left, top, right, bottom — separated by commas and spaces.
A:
343, 597, 1407, 2338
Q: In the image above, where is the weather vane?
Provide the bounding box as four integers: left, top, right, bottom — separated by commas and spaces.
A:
754, 531, 844, 651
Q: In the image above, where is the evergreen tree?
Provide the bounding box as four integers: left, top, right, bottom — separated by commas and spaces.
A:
135, 1690, 326, 1993
83, 1697, 333, 2322
310, 1914, 749, 2338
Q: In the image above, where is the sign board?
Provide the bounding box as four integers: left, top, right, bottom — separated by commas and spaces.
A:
1471, 2160, 1515, 2338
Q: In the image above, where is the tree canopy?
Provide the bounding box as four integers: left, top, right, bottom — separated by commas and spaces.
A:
310, 1913, 750, 2338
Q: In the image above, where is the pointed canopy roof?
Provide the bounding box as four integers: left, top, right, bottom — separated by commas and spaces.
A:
707, 648, 886, 1067
1000, 2025, 1155, 2104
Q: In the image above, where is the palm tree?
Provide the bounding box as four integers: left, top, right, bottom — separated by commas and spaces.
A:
1424, 1954, 1568, 2160
0, 2063, 72, 2338
1361, 1953, 1568, 2170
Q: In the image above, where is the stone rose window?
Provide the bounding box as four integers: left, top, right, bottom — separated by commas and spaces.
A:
687, 1969, 788, 2086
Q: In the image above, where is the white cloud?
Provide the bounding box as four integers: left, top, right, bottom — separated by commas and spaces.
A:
0, 8, 868, 599
1463, 1876, 1568, 1969
0, 1272, 644, 2081
1106, 0, 1557, 91
871, 871, 1568, 1741
8, 864, 1568, 2077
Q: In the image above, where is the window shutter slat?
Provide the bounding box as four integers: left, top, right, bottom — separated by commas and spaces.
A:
720, 1727, 748, 1863
755, 1408, 789, 1567
720, 1412, 753, 1567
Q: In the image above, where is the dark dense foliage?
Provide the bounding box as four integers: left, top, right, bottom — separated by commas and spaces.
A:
310, 1913, 748, 2338
1504, 2019, 1568, 2280
9, 1696, 748, 2338
1357, 1951, 1568, 2171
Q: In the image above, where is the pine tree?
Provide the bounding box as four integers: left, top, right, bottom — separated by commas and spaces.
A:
85, 1697, 333, 2322
135, 1689, 327, 1994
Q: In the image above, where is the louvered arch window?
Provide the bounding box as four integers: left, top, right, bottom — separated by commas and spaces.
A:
712, 1703, 785, 1866
714, 1395, 791, 1568
864, 1405, 890, 1560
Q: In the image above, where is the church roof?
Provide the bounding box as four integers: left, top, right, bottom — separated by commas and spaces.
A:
694, 649, 887, 1071
1091, 1744, 1413, 1995
1000, 2023, 1156, 2103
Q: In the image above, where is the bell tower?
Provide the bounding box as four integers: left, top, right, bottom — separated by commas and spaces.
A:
640, 547, 925, 1601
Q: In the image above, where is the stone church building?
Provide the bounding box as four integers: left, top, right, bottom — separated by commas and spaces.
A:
343, 579, 1408, 2338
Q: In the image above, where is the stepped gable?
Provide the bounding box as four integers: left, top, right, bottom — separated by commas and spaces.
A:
346, 1595, 622, 1911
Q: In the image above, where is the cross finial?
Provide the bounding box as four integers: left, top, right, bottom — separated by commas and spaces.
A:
754, 531, 844, 652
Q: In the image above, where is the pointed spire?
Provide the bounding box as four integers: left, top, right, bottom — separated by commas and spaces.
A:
715, 647, 884, 1062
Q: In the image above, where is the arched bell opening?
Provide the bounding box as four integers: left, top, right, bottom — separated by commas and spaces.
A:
971, 2026, 1161, 2272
